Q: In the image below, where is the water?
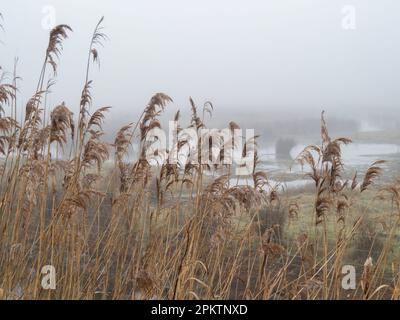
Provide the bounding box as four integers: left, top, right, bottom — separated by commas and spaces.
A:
290, 143, 400, 166
105, 142, 400, 191
252, 143, 400, 190
230, 177, 312, 192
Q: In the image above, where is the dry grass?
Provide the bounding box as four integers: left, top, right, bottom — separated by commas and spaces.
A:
0, 15, 400, 300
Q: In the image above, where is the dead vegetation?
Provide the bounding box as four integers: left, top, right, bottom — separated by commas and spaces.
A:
0, 15, 399, 300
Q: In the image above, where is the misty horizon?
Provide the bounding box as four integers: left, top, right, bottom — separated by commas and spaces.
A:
1, 0, 399, 129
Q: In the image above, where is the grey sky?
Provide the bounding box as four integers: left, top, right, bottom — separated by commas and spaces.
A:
1, 0, 400, 123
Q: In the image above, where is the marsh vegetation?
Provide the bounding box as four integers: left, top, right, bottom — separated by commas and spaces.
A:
0, 16, 400, 300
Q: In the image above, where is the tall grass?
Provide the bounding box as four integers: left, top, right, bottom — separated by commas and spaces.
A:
0, 16, 399, 300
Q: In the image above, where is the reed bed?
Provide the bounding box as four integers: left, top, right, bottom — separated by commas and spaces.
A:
0, 16, 399, 300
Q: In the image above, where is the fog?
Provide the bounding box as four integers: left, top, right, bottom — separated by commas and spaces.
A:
1, 0, 400, 135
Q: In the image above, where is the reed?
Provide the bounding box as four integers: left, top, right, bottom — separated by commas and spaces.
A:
0, 14, 399, 300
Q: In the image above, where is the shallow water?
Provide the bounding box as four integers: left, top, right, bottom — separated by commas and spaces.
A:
230, 177, 312, 192
291, 143, 400, 166
252, 143, 400, 189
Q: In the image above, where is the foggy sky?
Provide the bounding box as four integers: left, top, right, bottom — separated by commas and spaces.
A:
1, 0, 400, 123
